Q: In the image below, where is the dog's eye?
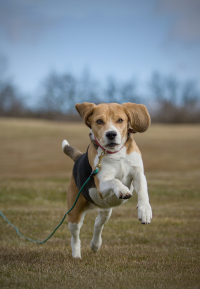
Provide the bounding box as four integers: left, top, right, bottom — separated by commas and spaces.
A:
96, 119, 104, 125
117, 118, 123, 123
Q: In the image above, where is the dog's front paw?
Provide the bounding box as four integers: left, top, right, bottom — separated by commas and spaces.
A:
117, 186, 132, 200
137, 200, 152, 224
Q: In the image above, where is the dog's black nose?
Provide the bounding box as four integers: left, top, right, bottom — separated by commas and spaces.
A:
106, 131, 117, 140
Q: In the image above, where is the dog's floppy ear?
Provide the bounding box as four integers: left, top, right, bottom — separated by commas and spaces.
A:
122, 102, 151, 133
75, 102, 96, 128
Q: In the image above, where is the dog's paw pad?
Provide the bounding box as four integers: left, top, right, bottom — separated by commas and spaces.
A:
119, 192, 123, 199
118, 192, 132, 199
124, 193, 132, 199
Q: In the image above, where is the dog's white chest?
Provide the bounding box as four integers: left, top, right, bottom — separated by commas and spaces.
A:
89, 147, 143, 208
96, 147, 143, 184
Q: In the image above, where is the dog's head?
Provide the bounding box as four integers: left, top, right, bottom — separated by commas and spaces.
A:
76, 102, 150, 151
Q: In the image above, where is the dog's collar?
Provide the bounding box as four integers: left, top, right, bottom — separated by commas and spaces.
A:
94, 136, 124, 154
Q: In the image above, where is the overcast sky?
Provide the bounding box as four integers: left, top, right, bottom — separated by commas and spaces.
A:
0, 0, 200, 104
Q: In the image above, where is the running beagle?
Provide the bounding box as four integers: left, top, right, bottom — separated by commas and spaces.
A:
62, 102, 152, 258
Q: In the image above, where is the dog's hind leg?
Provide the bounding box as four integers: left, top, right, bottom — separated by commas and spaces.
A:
90, 209, 112, 253
67, 174, 88, 258
68, 213, 85, 259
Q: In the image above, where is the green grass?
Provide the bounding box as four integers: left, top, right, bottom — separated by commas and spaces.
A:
0, 118, 200, 288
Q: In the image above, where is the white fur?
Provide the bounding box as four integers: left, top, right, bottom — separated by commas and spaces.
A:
89, 187, 129, 208
91, 147, 152, 224
62, 140, 69, 151
90, 209, 112, 252
68, 213, 85, 258
90, 129, 95, 140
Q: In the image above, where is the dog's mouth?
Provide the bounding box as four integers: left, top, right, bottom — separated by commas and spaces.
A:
106, 142, 118, 148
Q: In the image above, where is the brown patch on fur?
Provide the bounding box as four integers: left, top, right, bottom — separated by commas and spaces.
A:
75, 103, 96, 128
88, 144, 103, 199
122, 102, 151, 133
67, 174, 89, 224
63, 145, 83, 162
124, 135, 141, 155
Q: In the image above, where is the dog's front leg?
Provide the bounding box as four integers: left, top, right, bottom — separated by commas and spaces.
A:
133, 168, 152, 224
99, 178, 132, 199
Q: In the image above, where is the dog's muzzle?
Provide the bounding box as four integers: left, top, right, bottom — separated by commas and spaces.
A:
106, 131, 117, 141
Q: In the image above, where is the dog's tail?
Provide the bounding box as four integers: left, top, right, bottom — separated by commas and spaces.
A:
62, 140, 83, 162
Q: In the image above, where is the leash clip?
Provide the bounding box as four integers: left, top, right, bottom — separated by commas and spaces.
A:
95, 150, 107, 172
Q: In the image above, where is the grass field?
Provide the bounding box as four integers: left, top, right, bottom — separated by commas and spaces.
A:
0, 118, 200, 289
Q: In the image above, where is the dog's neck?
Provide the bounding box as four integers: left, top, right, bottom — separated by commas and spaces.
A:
89, 132, 99, 148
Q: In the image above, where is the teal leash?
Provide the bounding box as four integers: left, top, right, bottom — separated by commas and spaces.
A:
0, 168, 99, 244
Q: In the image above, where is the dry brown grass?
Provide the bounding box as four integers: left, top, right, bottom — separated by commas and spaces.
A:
0, 118, 200, 288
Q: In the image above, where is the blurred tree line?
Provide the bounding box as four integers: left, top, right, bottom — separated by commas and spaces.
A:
149, 73, 200, 123
0, 57, 200, 123
0, 56, 25, 117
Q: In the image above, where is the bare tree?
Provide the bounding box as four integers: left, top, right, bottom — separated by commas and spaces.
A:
39, 69, 102, 116
104, 77, 139, 104
104, 77, 119, 103
182, 80, 199, 107
120, 79, 139, 103
150, 72, 200, 123
78, 69, 101, 104
0, 56, 25, 116
39, 71, 77, 114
